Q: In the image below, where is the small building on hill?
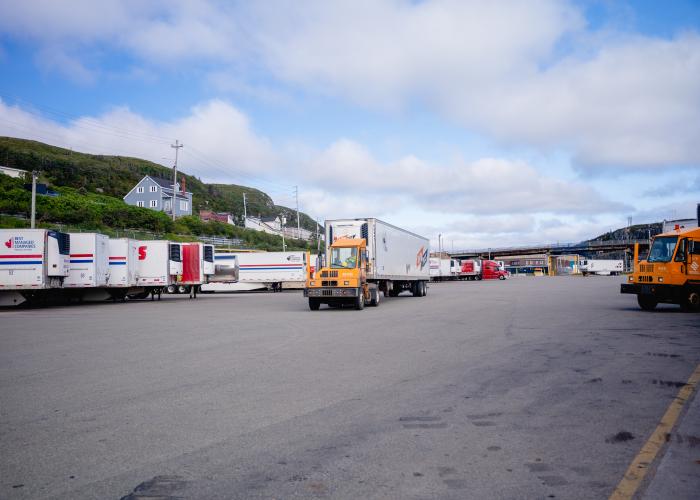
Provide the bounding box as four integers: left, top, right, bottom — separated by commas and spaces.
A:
123, 175, 192, 217
0, 165, 28, 179
200, 210, 235, 225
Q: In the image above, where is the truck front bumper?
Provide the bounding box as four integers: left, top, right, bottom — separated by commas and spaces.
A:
304, 287, 359, 298
621, 283, 687, 303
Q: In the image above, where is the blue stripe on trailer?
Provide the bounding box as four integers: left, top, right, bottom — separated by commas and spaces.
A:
0, 260, 43, 265
70, 259, 94, 263
109, 262, 127, 266
240, 267, 303, 270
215, 255, 237, 260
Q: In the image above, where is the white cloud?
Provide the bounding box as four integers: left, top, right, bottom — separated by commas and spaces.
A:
2, 1, 699, 170
0, 98, 277, 182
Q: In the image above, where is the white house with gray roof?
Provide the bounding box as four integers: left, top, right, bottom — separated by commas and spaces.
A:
123, 175, 193, 217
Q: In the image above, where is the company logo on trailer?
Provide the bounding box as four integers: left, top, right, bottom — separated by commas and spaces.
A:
138, 246, 147, 260
4, 236, 36, 250
416, 246, 428, 270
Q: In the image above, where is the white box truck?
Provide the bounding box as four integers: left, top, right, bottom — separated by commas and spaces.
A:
64, 233, 109, 288
0, 229, 70, 306
305, 218, 429, 309
580, 259, 624, 276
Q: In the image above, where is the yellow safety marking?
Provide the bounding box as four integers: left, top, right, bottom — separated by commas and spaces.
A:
609, 363, 700, 500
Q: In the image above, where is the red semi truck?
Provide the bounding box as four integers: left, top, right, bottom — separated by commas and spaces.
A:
460, 259, 508, 280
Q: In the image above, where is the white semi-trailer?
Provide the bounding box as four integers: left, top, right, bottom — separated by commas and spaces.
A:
106, 238, 139, 299
429, 256, 453, 281
305, 218, 429, 309
0, 229, 70, 305
202, 251, 308, 292
580, 259, 624, 276
133, 240, 182, 298
64, 233, 110, 289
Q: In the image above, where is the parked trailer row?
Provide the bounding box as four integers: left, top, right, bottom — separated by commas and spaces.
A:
429, 256, 462, 281
0, 229, 218, 306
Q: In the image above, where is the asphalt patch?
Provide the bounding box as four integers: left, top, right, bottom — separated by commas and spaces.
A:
606, 431, 635, 443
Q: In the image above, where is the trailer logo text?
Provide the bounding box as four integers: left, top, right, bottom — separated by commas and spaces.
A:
138, 246, 147, 260
5, 236, 37, 250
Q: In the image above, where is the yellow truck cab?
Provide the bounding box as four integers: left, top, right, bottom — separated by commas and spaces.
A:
304, 237, 378, 310
621, 223, 700, 311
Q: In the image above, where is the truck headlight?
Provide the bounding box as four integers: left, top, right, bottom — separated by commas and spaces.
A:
310, 281, 316, 286
658, 277, 663, 283
628, 276, 633, 282
344, 281, 349, 285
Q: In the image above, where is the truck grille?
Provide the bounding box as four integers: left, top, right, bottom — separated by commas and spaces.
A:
322, 280, 338, 287
321, 270, 338, 278
322, 289, 333, 296
639, 264, 654, 273
638, 275, 653, 282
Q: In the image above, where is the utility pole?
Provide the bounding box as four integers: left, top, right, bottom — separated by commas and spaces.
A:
294, 185, 300, 239
242, 192, 247, 224
316, 217, 321, 253
30, 171, 38, 228
281, 215, 286, 252
171, 140, 183, 221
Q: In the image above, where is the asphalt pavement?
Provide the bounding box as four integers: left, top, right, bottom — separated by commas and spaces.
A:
0, 276, 698, 499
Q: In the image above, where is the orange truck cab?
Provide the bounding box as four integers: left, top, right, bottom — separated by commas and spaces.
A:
304, 237, 376, 310
621, 221, 700, 311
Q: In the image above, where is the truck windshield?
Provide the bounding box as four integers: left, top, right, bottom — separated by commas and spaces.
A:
647, 236, 678, 263
330, 247, 358, 269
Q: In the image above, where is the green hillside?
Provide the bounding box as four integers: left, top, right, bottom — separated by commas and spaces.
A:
0, 136, 318, 232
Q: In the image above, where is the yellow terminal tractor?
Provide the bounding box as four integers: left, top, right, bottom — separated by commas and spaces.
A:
304, 218, 430, 311
621, 208, 700, 311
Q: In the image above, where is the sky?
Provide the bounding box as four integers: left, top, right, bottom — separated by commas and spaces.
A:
0, 0, 698, 251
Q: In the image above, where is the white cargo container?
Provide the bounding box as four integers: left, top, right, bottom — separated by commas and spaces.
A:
324, 218, 429, 294
135, 240, 182, 288
106, 238, 138, 288
0, 229, 70, 305
579, 259, 624, 276
64, 233, 109, 288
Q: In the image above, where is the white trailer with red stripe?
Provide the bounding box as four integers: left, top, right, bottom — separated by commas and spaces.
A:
104, 238, 139, 300
201, 251, 308, 292
0, 229, 70, 305
64, 233, 109, 289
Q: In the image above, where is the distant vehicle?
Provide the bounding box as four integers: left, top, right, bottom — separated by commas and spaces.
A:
305, 218, 429, 310
430, 256, 458, 281
579, 259, 623, 276
622, 206, 700, 311
481, 259, 508, 280
167, 242, 215, 296
459, 259, 482, 280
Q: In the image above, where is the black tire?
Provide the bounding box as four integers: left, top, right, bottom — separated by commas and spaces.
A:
355, 291, 365, 310
178, 285, 188, 294
637, 295, 658, 311
369, 288, 380, 307
412, 281, 421, 297
309, 298, 320, 310
681, 291, 700, 312
166, 285, 176, 294
499, 275, 506, 280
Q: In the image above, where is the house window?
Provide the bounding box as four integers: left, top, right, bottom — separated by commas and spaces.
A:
137, 186, 144, 193
150, 185, 157, 192
180, 200, 189, 211
150, 200, 158, 208
137, 201, 144, 207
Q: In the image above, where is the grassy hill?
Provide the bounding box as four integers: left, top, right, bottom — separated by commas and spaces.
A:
589, 222, 662, 242
0, 136, 318, 231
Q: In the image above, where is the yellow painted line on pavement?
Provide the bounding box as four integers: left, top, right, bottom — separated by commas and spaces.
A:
609, 363, 700, 500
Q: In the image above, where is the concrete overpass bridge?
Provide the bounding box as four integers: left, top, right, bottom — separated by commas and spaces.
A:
450, 239, 651, 260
